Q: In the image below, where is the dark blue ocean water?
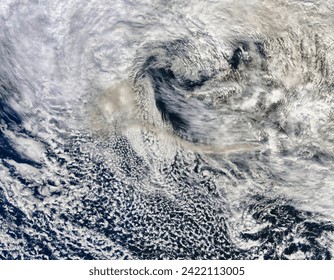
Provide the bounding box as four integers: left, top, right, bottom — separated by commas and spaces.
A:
1, 0, 334, 259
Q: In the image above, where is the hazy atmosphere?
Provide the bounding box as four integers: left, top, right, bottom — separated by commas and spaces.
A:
1, 0, 334, 259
